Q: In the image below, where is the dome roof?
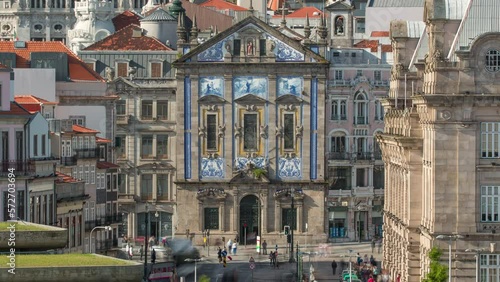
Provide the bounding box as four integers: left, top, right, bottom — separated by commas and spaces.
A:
141, 8, 177, 22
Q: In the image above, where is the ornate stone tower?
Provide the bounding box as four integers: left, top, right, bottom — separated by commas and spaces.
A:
66, 0, 115, 53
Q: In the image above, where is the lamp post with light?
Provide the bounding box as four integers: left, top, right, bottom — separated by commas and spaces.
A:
436, 234, 464, 282
465, 248, 484, 282
89, 226, 111, 253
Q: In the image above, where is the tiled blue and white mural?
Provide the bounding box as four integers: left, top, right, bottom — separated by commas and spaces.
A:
199, 76, 224, 97
278, 157, 302, 179
277, 77, 304, 96
233, 76, 268, 99
235, 157, 268, 170
201, 158, 225, 178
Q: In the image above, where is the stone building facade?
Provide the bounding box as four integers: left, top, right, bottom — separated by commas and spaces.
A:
378, 0, 500, 281
173, 15, 330, 247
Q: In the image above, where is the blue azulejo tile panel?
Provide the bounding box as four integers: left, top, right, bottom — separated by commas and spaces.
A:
278, 157, 302, 179
265, 35, 305, 62
201, 157, 225, 179
235, 157, 268, 170
233, 76, 268, 99
277, 76, 304, 96
197, 41, 224, 62
199, 76, 224, 97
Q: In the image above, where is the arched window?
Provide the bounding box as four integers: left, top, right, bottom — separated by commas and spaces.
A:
335, 16, 344, 35
354, 92, 368, 124
486, 50, 500, 72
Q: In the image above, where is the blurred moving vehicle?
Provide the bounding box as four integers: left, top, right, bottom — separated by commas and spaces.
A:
165, 238, 200, 265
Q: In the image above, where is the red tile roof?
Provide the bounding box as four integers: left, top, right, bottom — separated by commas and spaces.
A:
0, 102, 32, 116
371, 31, 390, 37
112, 10, 142, 31
83, 24, 172, 51
97, 161, 120, 169
72, 124, 100, 134
0, 41, 103, 81
273, 6, 325, 18
56, 171, 81, 183
96, 136, 112, 143
200, 0, 248, 11
15, 95, 58, 105
354, 40, 379, 52
381, 44, 392, 52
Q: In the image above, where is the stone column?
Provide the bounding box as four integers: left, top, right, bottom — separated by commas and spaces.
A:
262, 192, 268, 233
274, 199, 281, 232
219, 200, 225, 231
233, 192, 238, 232
297, 201, 303, 233
198, 200, 204, 232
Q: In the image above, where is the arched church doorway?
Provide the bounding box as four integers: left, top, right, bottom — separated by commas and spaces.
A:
239, 195, 259, 245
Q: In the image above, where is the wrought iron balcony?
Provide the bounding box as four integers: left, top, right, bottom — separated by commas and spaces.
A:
328, 152, 351, 160
354, 116, 368, 125
0, 160, 35, 177
74, 148, 100, 159
60, 156, 77, 166
354, 152, 372, 160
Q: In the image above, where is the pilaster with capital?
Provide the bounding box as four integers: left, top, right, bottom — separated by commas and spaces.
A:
232, 191, 239, 233
219, 200, 225, 231
274, 199, 280, 232
261, 191, 268, 233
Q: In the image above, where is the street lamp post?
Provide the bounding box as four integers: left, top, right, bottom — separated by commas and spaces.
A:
289, 189, 296, 263
89, 226, 111, 253
465, 248, 484, 282
185, 258, 203, 282
436, 234, 464, 282
144, 203, 149, 281
341, 249, 354, 282
155, 211, 159, 239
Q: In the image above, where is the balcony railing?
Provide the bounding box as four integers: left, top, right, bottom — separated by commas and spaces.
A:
74, 148, 100, 159
0, 160, 35, 177
331, 115, 347, 121
354, 116, 368, 125
60, 156, 77, 166
354, 152, 372, 160
328, 152, 351, 160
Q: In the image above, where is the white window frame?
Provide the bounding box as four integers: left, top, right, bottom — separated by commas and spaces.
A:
84, 165, 89, 183
149, 59, 164, 78
331, 98, 347, 121
480, 254, 500, 281
481, 122, 500, 158
481, 185, 500, 222
485, 49, 500, 72
374, 100, 384, 121
334, 70, 343, 80
90, 165, 95, 184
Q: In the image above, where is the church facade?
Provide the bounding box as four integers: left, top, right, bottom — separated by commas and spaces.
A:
173, 15, 330, 247
379, 0, 500, 281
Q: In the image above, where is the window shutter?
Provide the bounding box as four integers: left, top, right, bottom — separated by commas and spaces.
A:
151, 62, 162, 78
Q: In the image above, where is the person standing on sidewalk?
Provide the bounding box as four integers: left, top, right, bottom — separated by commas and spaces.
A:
371, 238, 376, 253
139, 245, 144, 261
331, 259, 337, 275
262, 240, 268, 255
232, 241, 237, 255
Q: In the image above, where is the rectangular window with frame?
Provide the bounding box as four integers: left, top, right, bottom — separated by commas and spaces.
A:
282, 208, 297, 230
481, 186, 500, 222
141, 135, 153, 158
331, 99, 347, 120
118, 174, 126, 194
233, 39, 241, 56
283, 113, 295, 150
115, 135, 125, 158
17, 191, 25, 220
481, 122, 500, 158
156, 135, 168, 158
16, 132, 23, 160
2, 132, 8, 161
480, 254, 500, 281
90, 165, 95, 184
374, 70, 382, 81
334, 70, 343, 80
204, 208, 219, 230
206, 114, 218, 151
373, 166, 384, 189
356, 168, 366, 187
116, 62, 128, 77
150, 62, 162, 78
157, 100, 168, 120
356, 18, 365, 33
33, 135, 38, 156
357, 70, 363, 77
141, 174, 153, 200
106, 174, 111, 191
329, 167, 351, 190
243, 114, 258, 151
116, 100, 126, 115
142, 100, 153, 120
157, 174, 168, 200
330, 136, 346, 153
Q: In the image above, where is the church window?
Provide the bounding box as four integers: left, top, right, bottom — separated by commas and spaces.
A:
481, 122, 500, 158
243, 113, 258, 151
233, 39, 241, 56
282, 208, 296, 230
481, 186, 500, 222
283, 113, 295, 150
206, 114, 217, 151
259, 39, 266, 56
486, 50, 500, 72
204, 208, 219, 230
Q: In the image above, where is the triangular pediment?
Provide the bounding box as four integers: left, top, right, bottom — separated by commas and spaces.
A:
275, 94, 303, 104
174, 16, 325, 64
113, 77, 139, 89
198, 95, 226, 104
234, 94, 267, 104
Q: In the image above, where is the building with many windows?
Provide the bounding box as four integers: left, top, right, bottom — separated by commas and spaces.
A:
378, 0, 500, 281
174, 15, 329, 246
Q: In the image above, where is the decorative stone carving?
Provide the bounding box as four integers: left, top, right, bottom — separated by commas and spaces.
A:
198, 126, 206, 137
276, 126, 283, 137
246, 105, 257, 111
234, 124, 243, 138
284, 104, 295, 111
206, 105, 217, 111
295, 124, 303, 138
105, 67, 115, 81
260, 125, 268, 139
218, 124, 226, 138
440, 110, 451, 120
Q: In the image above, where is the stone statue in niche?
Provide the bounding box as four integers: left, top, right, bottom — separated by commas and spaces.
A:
246, 39, 254, 56
105, 67, 115, 81
335, 16, 344, 35
225, 41, 232, 55
218, 124, 226, 138
266, 40, 276, 57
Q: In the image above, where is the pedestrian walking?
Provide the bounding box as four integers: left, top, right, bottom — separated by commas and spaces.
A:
232, 241, 237, 255
227, 239, 233, 254
377, 239, 382, 254
222, 247, 228, 268
217, 247, 222, 263
368, 274, 375, 282
269, 251, 274, 266
262, 240, 268, 255
151, 248, 156, 264
371, 238, 376, 253
331, 259, 337, 275
129, 245, 134, 260
139, 245, 144, 260
396, 273, 401, 282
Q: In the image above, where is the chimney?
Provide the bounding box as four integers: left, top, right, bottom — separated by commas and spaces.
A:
132, 27, 143, 38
